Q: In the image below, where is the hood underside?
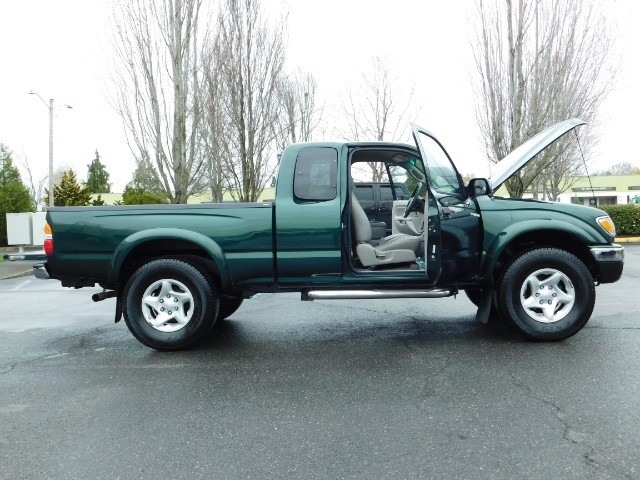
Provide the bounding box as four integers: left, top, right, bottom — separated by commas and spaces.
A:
487, 118, 586, 191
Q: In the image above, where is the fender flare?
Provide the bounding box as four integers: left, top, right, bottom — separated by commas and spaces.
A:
480, 219, 602, 280
107, 228, 232, 288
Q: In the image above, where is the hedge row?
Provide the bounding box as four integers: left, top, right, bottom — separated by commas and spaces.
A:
600, 205, 640, 236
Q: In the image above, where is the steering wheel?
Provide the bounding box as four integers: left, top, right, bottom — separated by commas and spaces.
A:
403, 182, 423, 218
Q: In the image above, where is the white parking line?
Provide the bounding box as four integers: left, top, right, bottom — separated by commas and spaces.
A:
8, 279, 32, 292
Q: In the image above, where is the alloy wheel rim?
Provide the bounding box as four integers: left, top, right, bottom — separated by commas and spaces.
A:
520, 268, 575, 323
141, 278, 194, 332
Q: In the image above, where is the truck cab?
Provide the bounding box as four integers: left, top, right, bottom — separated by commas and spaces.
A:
272, 119, 623, 340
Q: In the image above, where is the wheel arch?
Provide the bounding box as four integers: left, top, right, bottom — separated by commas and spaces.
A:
481, 221, 600, 283
108, 228, 232, 289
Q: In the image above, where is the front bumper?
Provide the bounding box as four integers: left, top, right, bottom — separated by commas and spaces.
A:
590, 244, 624, 283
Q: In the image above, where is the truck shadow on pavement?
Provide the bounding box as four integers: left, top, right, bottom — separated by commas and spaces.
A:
196, 313, 519, 353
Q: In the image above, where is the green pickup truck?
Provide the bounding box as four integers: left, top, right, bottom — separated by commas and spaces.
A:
34, 119, 624, 350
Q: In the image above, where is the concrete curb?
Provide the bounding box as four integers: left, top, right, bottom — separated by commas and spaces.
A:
1, 269, 33, 280
0, 251, 47, 281
615, 237, 640, 243
0, 259, 41, 281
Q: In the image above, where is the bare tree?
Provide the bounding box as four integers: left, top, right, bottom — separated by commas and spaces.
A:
597, 161, 640, 176
472, 0, 617, 198
200, 8, 320, 203
274, 70, 322, 152
14, 153, 47, 210
338, 57, 419, 181
533, 140, 585, 201
202, 0, 287, 203
200, 41, 227, 203
108, 0, 205, 203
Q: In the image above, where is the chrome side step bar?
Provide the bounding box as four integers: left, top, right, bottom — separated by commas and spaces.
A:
302, 289, 454, 301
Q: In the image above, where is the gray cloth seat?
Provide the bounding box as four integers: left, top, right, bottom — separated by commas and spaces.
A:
351, 193, 422, 267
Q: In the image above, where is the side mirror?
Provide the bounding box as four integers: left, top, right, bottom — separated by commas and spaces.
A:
468, 178, 492, 197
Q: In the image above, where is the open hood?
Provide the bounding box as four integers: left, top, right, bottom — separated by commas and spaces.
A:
487, 118, 585, 191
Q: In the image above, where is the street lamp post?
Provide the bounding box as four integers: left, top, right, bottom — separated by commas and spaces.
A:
29, 92, 72, 208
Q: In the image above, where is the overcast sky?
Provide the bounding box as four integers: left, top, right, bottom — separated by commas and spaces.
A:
0, 0, 638, 195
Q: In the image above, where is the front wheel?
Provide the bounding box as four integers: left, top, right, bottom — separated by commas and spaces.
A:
123, 259, 219, 350
497, 248, 595, 341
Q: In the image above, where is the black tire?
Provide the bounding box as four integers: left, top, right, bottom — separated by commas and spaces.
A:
122, 259, 219, 351
497, 248, 595, 341
218, 297, 244, 320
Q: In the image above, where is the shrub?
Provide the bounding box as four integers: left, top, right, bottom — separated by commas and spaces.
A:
600, 205, 640, 236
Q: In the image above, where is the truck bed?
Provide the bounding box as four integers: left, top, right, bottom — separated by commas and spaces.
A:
46, 203, 275, 287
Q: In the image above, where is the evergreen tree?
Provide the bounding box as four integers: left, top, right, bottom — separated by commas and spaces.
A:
115, 156, 167, 205
86, 150, 111, 193
91, 194, 106, 206
0, 145, 34, 246
50, 169, 93, 206
120, 183, 167, 205
131, 154, 164, 193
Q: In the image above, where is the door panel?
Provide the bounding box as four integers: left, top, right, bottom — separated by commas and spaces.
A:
437, 196, 481, 283
391, 200, 424, 236
276, 145, 343, 284
379, 185, 408, 234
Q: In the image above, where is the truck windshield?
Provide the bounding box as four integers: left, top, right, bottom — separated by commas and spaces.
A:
415, 132, 463, 196
390, 158, 427, 197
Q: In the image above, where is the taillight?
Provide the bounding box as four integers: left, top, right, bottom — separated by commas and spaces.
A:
44, 222, 53, 255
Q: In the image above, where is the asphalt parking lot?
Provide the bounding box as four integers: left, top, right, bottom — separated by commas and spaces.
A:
0, 247, 639, 479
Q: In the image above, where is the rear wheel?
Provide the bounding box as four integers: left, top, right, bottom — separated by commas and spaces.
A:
123, 259, 219, 350
497, 248, 595, 341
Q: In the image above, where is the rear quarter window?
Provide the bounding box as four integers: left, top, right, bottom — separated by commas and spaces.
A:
294, 147, 338, 201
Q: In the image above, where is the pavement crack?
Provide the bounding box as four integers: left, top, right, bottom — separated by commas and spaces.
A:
411, 359, 451, 414
509, 376, 636, 479
509, 373, 600, 477
45, 331, 89, 353
0, 364, 16, 375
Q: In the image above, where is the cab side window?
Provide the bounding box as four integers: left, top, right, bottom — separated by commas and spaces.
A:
294, 147, 338, 201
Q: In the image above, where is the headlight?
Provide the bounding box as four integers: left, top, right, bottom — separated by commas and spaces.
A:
596, 215, 616, 237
